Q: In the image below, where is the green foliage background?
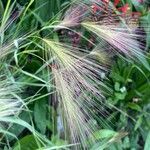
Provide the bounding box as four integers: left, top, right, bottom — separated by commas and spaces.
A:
0, 0, 150, 150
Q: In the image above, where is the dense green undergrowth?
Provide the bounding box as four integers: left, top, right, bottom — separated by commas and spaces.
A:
0, 0, 150, 150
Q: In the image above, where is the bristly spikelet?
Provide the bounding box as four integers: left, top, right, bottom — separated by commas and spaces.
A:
0, 0, 24, 126
40, 0, 149, 148
41, 0, 150, 148
43, 39, 114, 148
0, 78, 22, 123
0, 0, 24, 59
82, 22, 144, 57
58, 0, 148, 61
59, 2, 89, 28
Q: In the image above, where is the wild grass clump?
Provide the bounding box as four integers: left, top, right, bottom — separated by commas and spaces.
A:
0, 0, 149, 149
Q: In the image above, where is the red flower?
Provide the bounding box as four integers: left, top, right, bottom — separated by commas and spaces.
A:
118, 4, 130, 14
91, 0, 130, 15
114, 0, 120, 6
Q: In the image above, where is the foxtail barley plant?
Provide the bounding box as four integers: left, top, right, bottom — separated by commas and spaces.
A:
0, 0, 149, 149
0, 78, 22, 120
43, 39, 109, 146
40, 0, 149, 148
0, 3, 20, 127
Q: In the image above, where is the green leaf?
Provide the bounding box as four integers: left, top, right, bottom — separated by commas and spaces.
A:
8, 112, 31, 142
136, 54, 150, 72
127, 103, 142, 112
110, 72, 125, 82
0, 0, 4, 15
34, 98, 47, 134
144, 132, 150, 150
51, 135, 67, 146
115, 92, 126, 100
114, 82, 120, 91
134, 116, 143, 131
93, 129, 117, 140
13, 135, 39, 150
122, 136, 130, 149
